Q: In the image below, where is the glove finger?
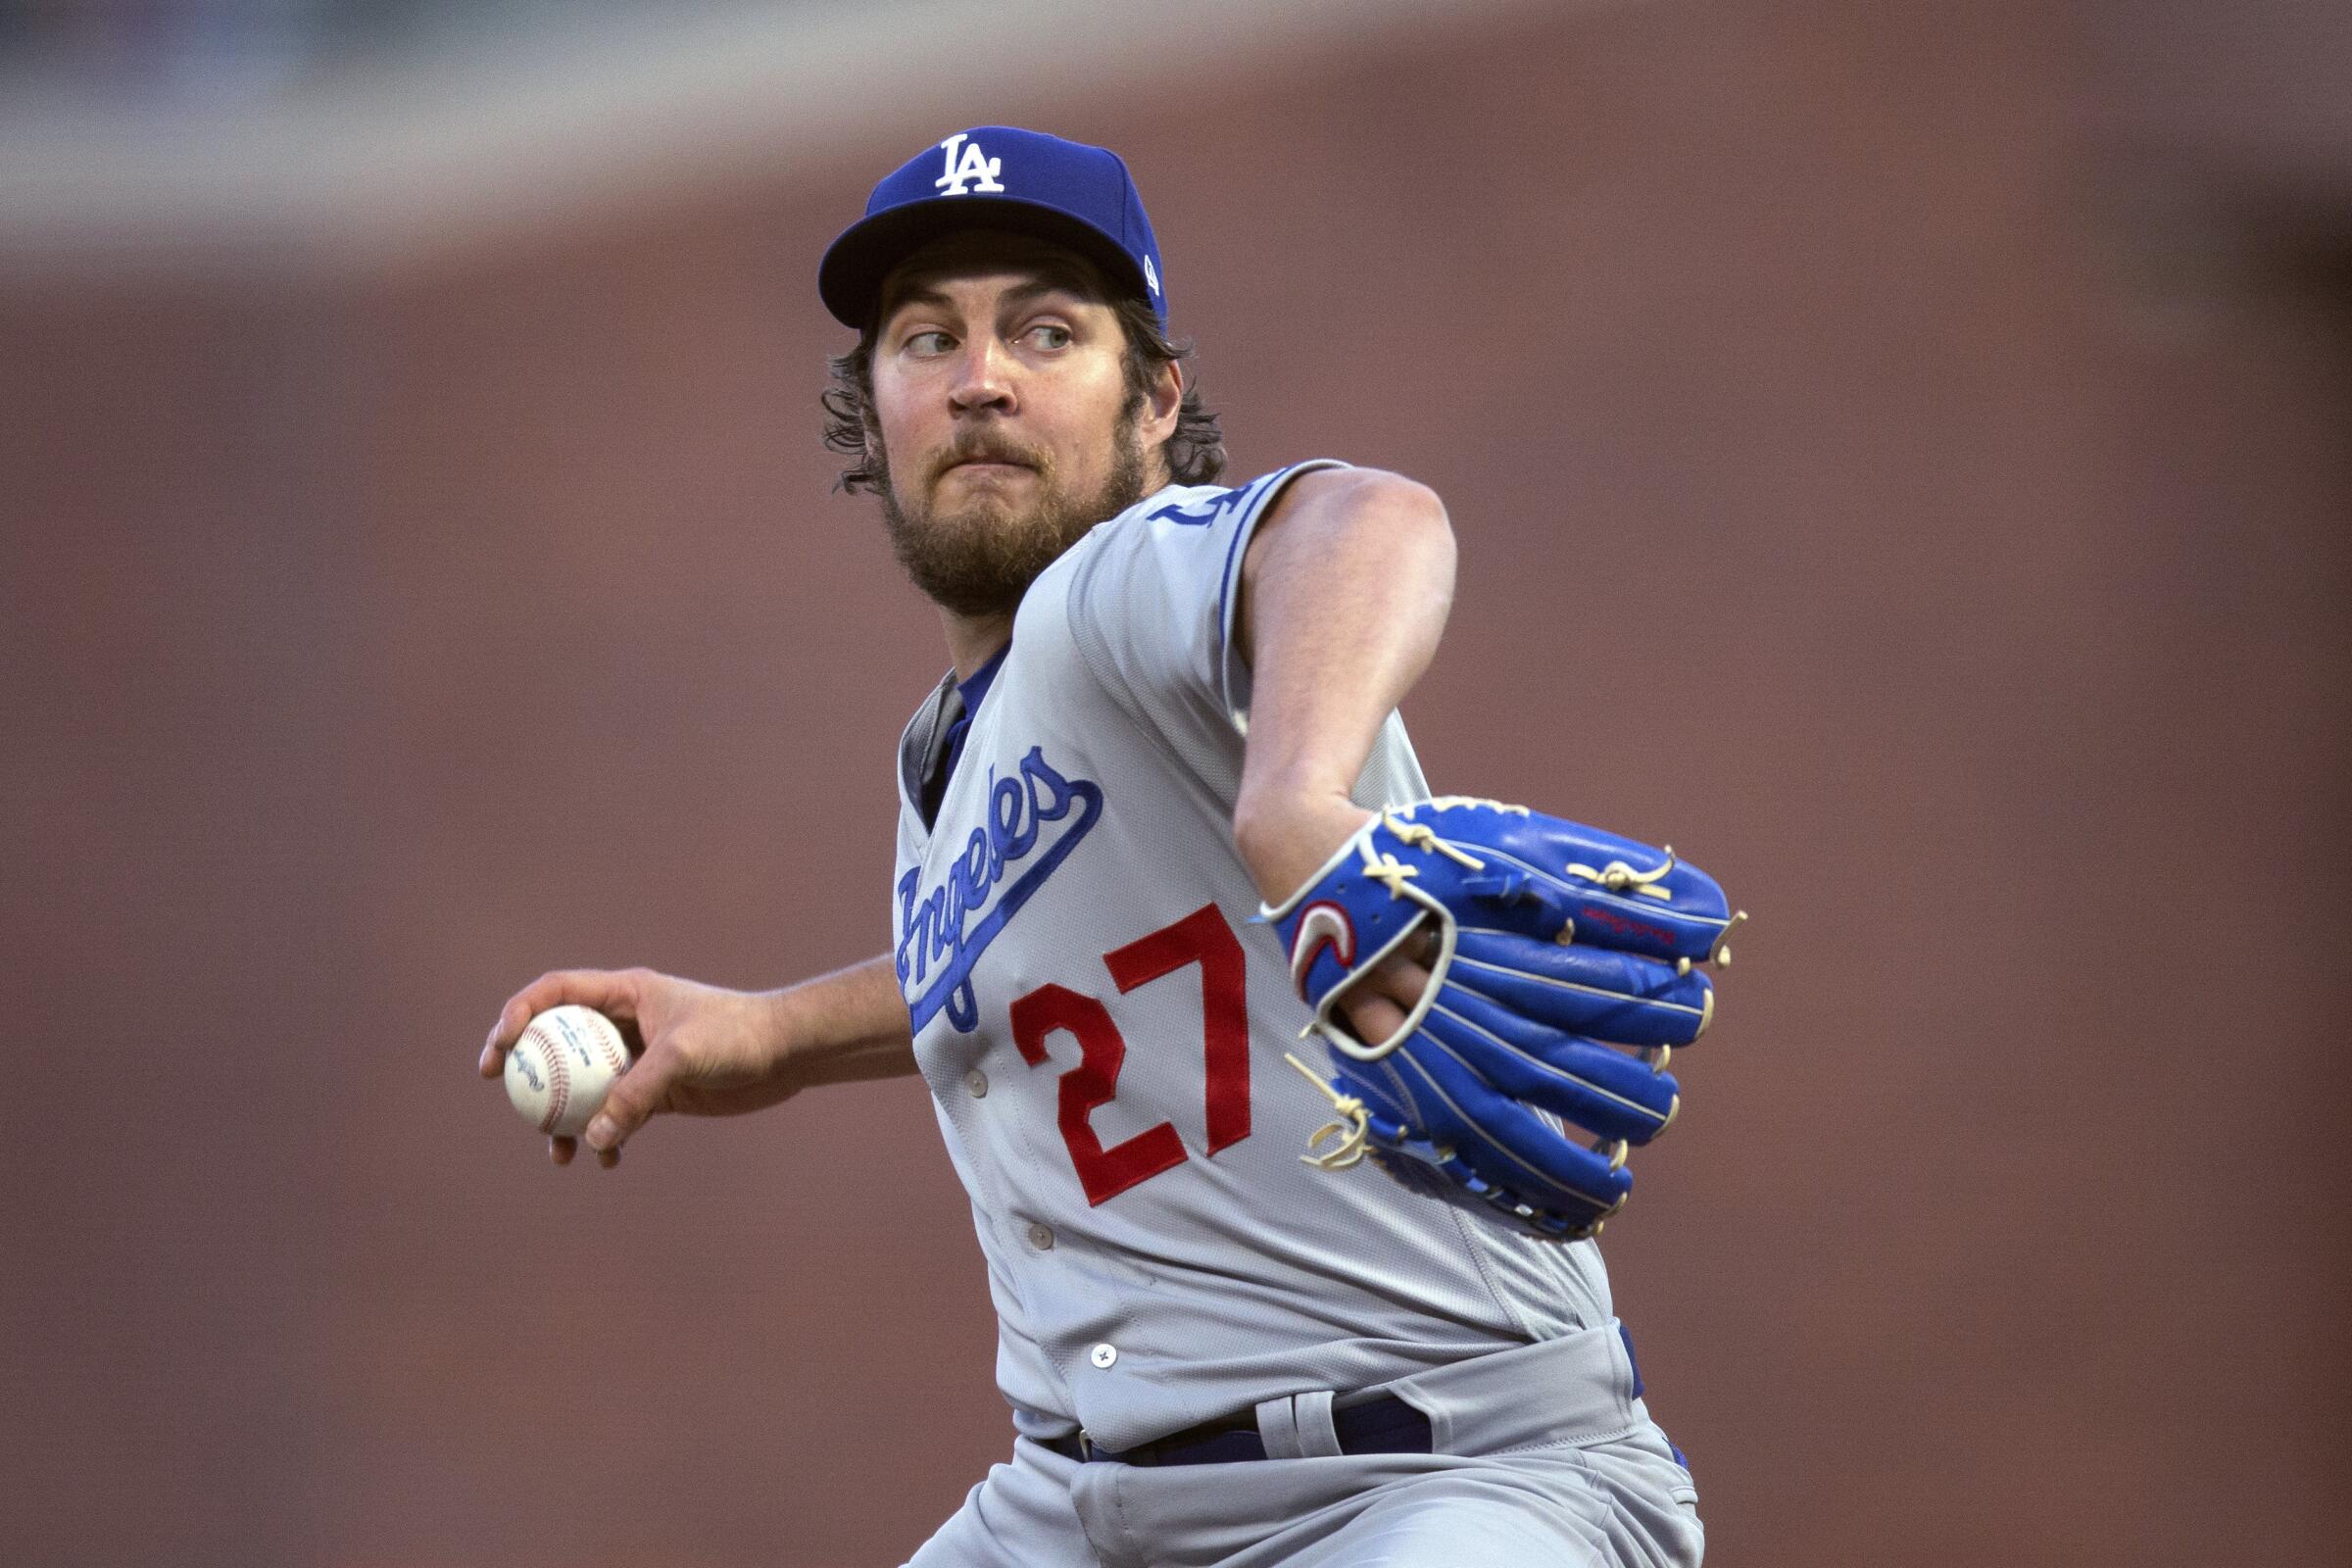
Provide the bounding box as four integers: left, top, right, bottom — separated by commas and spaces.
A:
1402, 800, 1734, 963
1451, 928, 1713, 1048
1421, 985, 1678, 1146
1317, 1062, 1550, 1228
1366, 1138, 1599, 1240
1323, 1054, 1626, 1238
1360, 1039, 1636, 1225
1522, 813, 1733, 960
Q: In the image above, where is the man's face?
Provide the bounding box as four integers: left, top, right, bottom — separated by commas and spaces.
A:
865, 241, 1174, 616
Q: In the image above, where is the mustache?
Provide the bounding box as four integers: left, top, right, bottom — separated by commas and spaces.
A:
931, 433, 1050, 482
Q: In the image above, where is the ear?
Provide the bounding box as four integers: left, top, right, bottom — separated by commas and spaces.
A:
1140, 357, 1183, 451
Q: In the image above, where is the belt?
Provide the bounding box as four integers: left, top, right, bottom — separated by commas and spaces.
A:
1040, 1395, 1432, 1468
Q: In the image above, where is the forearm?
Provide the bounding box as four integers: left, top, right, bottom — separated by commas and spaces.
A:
1232, 469, 1456, 901
770, 954, 920, 1081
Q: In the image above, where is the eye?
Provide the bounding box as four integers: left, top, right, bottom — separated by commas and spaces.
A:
1024, 323, 1073, 351
903, 328, 954, 356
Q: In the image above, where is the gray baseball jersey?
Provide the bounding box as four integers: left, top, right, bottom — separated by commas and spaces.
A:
890, 460, 1626, 1456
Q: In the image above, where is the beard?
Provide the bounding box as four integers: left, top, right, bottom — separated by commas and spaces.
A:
876, 415, 1151, 617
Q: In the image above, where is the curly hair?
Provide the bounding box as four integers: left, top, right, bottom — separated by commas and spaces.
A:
821, 293, 1226, 495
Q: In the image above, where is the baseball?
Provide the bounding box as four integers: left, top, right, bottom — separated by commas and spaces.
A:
505, 1004, 631, 1138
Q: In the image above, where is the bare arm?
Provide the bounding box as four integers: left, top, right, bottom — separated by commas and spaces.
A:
1228, 466, 1456, 1041
1230, 466, 1456, 899
479, 953, 916, 1167
770, 956, 919, 1085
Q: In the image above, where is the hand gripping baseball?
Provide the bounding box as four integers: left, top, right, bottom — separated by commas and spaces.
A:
1263, 797, 1745, 1240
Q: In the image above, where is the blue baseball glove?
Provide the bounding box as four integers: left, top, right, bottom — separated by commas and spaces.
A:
1264, 797, 1743, 1240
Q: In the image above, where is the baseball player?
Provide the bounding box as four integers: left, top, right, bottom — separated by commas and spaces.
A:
480, 126, 1735, 1567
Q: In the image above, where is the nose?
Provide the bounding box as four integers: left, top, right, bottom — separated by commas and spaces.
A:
948, 334, 1017, 416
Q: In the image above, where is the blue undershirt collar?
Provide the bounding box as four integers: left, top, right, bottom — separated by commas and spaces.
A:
926, 639, 1011, 825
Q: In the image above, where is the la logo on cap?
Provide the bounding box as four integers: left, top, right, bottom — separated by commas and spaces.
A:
934, 132, 1005, 196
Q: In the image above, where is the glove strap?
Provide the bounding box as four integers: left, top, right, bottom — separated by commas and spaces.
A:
1255, 810, 1473, 1063
1315, 845, 1459, 1063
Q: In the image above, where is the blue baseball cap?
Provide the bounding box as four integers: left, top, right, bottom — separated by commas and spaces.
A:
818, 126, 1167, 331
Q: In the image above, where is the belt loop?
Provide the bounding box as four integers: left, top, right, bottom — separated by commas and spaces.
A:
1254, 1391, 1343, 1459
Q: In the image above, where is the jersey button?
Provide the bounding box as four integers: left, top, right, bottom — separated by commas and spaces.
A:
1026, 1222, 1054, 1250
1089, 1343, 1117, 1370
964, 1069, 989, 1099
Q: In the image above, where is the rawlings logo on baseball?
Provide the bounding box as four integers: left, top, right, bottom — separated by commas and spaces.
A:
898, 745, 1102, 1033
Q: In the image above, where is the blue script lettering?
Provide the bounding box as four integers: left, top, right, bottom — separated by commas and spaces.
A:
896, 746, 1103, 1034
1143, 470, 1279, 530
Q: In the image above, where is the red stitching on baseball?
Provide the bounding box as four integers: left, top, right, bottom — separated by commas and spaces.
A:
531, 1018, 571, 1136
594, 1023, 628, 1077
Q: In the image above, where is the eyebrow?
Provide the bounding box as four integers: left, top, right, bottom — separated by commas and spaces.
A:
880, 270, 1103, 324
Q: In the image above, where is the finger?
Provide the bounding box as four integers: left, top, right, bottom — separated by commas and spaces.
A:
1370, 956, 1433, 1010
1340, 991, 1407, 1047
481, 968, 645, 1072
595, 1145, 620, 1170
550, 1135, 575, 1165
582, 1043, 667, 1154
1333, 955, 1434, 1050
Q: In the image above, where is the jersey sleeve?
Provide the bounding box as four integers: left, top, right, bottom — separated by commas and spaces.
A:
1065, 460, 1348, 741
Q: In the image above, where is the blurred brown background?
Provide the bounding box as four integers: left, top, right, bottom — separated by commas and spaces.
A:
3, 1, 2346, 1564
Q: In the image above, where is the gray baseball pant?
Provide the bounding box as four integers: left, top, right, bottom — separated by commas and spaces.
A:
906, 1322, 1703, 1567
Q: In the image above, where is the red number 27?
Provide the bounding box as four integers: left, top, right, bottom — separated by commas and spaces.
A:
1007, 903, 1251, 1205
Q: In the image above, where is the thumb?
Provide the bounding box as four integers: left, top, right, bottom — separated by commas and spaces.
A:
582, 1045, 665, 1153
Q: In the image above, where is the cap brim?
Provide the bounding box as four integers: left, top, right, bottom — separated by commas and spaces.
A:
817, 197, 1153, 330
